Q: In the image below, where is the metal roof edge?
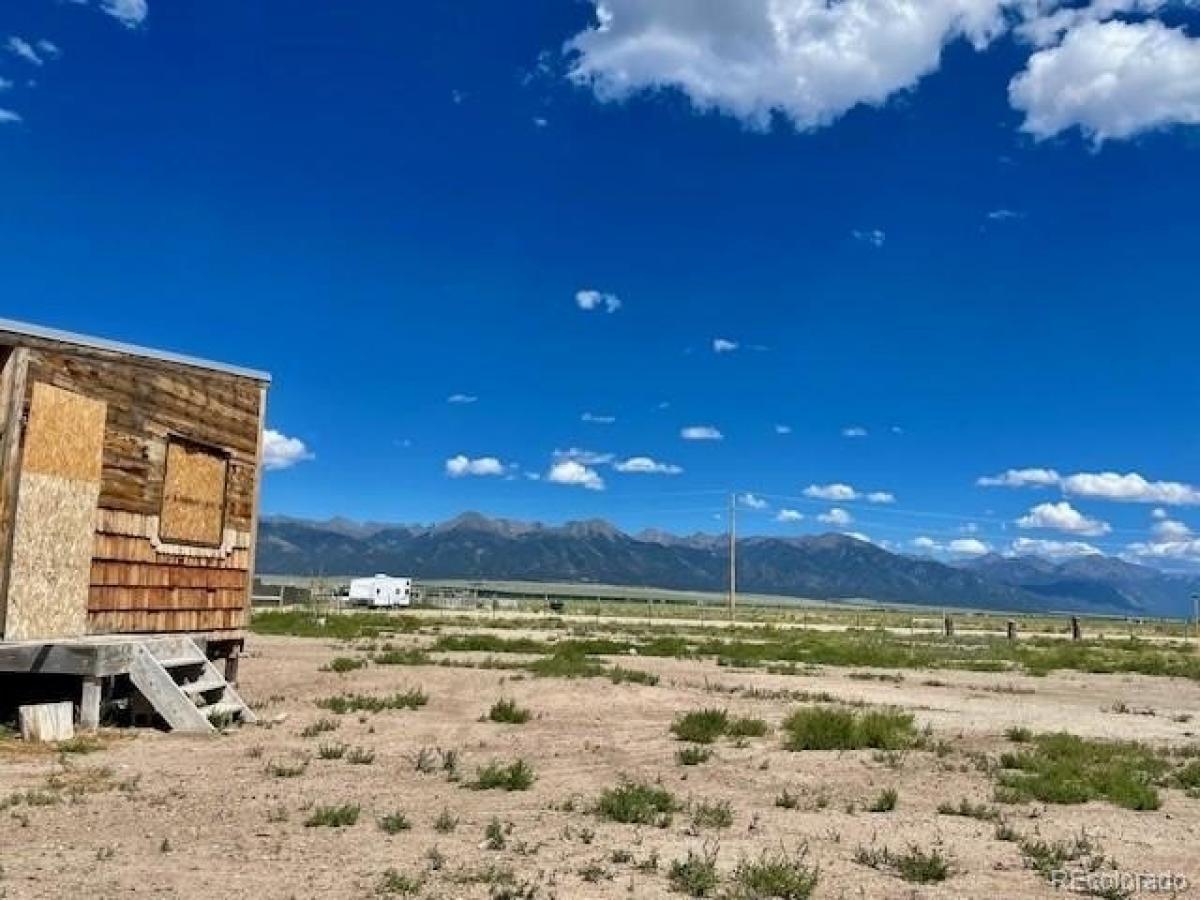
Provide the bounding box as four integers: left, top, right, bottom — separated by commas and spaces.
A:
0, 317, 273, 384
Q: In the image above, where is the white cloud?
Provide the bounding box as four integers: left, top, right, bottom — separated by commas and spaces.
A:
712, 338, 739, 353
774, 424, 792, 435
1125, 537, 1200, 564
263, 429, 314, 471
581, 412, 616, 424
554, 447, 615, 466
841, 426, 869, 438
1153, 518, 1193, 541
738, 492, 768, 510
0, 108, 20, 124
575, 288, 622, 313
1016, 501, 1111, 536
1152, 507, 1169, 520
0, 77, 11, 91
1061, 471, 1200, 506
547, 459, 605, 490
7, 37, 44, 66
614, 456, 683, 475
803, 483, 859, 501
866, 491, 896, 505
35, 40, 60, 59
100, 0, 149, 28
1010, 537, 1103, 559
567, 0, 1010, 132
1125, 516, 1200, 565
447, 393, 477, 404
533, 116, 549, 127
445, 455, 505, 478
852, 229, 886, 248
978, 467, 1200, 505
776, 508, 804, 523
912, 535, 992, 556
948, 537, 992, 556
977, 467, 1061, 488
818, 507, 853, 526
681, 425, 723, 441
1011, 19, 1200, 144
986, 208, 1023, 221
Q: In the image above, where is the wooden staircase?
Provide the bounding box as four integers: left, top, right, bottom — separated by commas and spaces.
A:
128, 636, 256, 733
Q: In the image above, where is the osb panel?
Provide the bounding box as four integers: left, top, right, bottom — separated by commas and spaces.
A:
159, 441, 227, 547
4, 472, 99, 640
21, 383, 106, 482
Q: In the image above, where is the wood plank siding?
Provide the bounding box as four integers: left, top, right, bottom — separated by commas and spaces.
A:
2, 343, 267, 637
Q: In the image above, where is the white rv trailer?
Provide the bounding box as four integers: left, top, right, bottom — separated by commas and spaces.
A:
348, 574, 412, 608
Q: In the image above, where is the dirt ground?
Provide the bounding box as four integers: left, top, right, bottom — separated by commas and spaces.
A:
2, 630, 1199, 899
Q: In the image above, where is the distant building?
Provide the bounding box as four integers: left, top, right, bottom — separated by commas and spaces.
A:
349, 574, 412, 608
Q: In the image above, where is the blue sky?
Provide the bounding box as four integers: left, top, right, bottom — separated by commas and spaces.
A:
3, 0, 1200, 568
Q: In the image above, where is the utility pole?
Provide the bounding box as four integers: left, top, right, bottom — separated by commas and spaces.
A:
728, 492, 737, 621
1192, 594, 1199, 643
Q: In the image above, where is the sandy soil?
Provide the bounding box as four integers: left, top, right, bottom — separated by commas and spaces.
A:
1, 631, 1199, 899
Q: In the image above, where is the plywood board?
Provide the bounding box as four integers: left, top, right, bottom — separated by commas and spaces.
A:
5, 472, 101, 639
22, 382, 106, 482
159, 440, 228, 547
3, 384, 105, 640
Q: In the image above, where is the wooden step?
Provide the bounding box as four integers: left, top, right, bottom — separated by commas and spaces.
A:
180, 677, 227, 696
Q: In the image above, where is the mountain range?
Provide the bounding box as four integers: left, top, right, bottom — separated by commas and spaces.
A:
256, 512, 1200, 618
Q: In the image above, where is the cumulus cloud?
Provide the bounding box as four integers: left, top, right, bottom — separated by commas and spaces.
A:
986, 208, 1024, 221
100, 0, 149, 28
575, 288, 622, 313
912, 535, 992, 556
447, 393, 477, 404
841, 426, 869, 438
775, 424, 792, 435
1060, 471, 1200, 506
977, 467, 1061, 488
980, 467, 1200, 505
0, 109, 20, 124
776, 508, 804, 522
1011, 19, 1200, 143
1125, 516, 1200, 565
804, 483, 858, 502
554, 447, 615, 466
681, 425, 723, 441
712, 338, 739, 353
818, 507, 853, 526
614, 456, 683, 475
567, 0, 1011, 132
738, 492, 768, 510
263, 429, 314, 471
1016, 501, 1111, 536
1010, 537, 1103, 558
802, 483, 894, 503
445, 455, 505, 478
581, 412, 616, 424
547, 459, 605, 490
949, 537, 992, 556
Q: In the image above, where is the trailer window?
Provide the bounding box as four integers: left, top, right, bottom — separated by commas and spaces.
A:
159, 438, 229, 547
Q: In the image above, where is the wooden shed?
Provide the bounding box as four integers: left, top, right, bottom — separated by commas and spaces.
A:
0, 318, 270, 733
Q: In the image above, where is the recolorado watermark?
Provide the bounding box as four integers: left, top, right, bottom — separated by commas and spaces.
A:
1051, 870, 1190, 894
